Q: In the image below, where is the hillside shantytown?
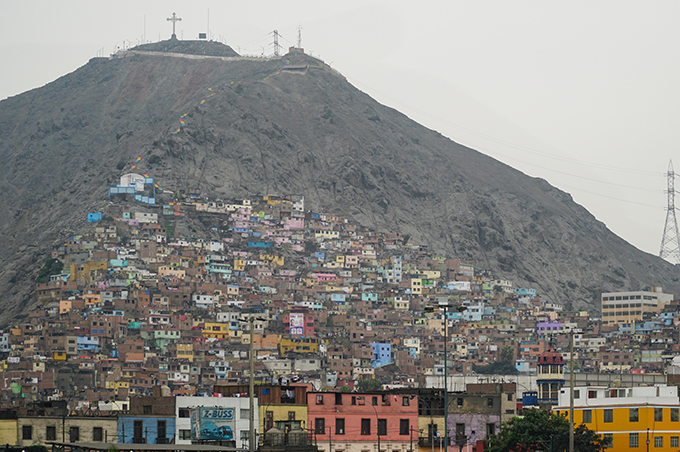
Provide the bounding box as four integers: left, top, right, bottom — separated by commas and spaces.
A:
2, 190, 680, 452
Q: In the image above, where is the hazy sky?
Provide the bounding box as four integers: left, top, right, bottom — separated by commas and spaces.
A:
2, 1, 679, 259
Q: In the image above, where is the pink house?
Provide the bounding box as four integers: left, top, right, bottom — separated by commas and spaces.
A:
307, 392, 418, 452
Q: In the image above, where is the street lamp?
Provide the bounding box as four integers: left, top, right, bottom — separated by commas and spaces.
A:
357, 396, 381, 452
425, 301, 467, 452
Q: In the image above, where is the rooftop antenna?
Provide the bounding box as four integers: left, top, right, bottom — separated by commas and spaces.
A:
297, 25, 302, 49
659, 159, 680, 264
167, 12, 182, 40
273, 30, 280, 57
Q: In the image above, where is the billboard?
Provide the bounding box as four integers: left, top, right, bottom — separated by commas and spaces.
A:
289, 313, 304, 335
191, 407, 235, 440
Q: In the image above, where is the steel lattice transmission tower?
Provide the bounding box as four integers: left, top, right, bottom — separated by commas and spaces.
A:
272, 30, 281, 57
660, 160, 680, 264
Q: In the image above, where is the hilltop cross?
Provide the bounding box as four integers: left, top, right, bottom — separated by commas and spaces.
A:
167, 12, 182, 40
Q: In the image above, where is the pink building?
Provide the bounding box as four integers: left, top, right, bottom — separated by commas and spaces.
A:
307, 392, 418, 452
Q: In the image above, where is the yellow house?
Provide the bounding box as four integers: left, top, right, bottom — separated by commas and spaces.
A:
555, 385, 680, 451
227, 285, 239, 296
105, 380, 130, 395
83, 293, 102, 306
176, 343, 194, 362
0, 418, 17, 445
279, 337, 319, 356
411, 278, 422, 294
54, 351, 67, 361
203, 323, 231, 339
234, 259, 246, 271
260, 254, 284, 267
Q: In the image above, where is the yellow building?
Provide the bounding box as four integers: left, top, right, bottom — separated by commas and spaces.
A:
203, 323, 231, 339
279, 337, 319, 356
176, 343, 194, 362
411, 278, 422, 294
554, 385, 680, 450
0, 418, 17, 445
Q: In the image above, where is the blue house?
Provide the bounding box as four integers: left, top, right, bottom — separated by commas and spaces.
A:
118, 416, 175, 444
370, 342, 392, 368
77, 336, 100, 351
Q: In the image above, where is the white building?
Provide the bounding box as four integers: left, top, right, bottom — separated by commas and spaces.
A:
175, 395, 258, 449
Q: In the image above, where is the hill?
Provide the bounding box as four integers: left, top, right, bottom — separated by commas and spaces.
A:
0, 40, 678, 323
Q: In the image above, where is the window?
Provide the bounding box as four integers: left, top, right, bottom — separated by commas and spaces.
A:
143, 405, 152, 414
133, 420, 144, 443
93, 427, 103, 442
46, 426, 56, 441
604, 409, 613, 423
315, 418, 325, 435
673, 408, 679, 422
336, 418, 345, 435
372, 396, 378, 406
241, 408, 250, 419
336, 393, 343, 405
361, 419, 371, 435
573, 390, 580, 399
630, 408, 639, 422
351, 396, 357, 405
655, 407, 663, 422
603, 433, 613, 449
400, 419, 409, 436
588, 390, 596, 398
22, 425, 32, 440
179, 408, 190, 418
486, 423, 495, 437
180, 430, 191, 440
654, 436, 662, 448
487, 398, 493, 408
507, 393, 512, 401
630, 432, 639, 448
402, 397, 409, 406
457, 398, 463, 407
70, 426, 80, 442
671, 437, 679, 448
288, 411, 296, 421
316, 395, 324, 405
378, 419, 387, 436
583, 410, 592, 423
157, 420, 167, 442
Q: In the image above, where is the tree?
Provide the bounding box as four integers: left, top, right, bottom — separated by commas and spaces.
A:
474, 345, 518, 375
357, 378, 382, 392
487, 409, 606, 452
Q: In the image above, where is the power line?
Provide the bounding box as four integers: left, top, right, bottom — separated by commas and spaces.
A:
348, 78, 662, 177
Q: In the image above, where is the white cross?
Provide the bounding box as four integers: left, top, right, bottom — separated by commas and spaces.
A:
167, 12, 182, 39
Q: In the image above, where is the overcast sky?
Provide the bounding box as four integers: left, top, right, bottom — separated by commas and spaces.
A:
2, 1, 679, 260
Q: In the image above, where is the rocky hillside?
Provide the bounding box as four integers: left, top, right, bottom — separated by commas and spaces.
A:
0, 40, 678, 322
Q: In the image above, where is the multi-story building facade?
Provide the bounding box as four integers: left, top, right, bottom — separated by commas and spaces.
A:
554, 385, 680, 451
601, 288, 673, 325
307, 391, 418, 452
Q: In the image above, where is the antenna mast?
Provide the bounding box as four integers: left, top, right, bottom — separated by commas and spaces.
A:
660, 160, 680, 264
297, 25, 302, 49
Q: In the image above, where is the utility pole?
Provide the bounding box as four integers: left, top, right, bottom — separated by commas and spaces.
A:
240, 314, 264, 452
660, 160, 680, 264
569, 330, 574, 452
249, 316, 256, 452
